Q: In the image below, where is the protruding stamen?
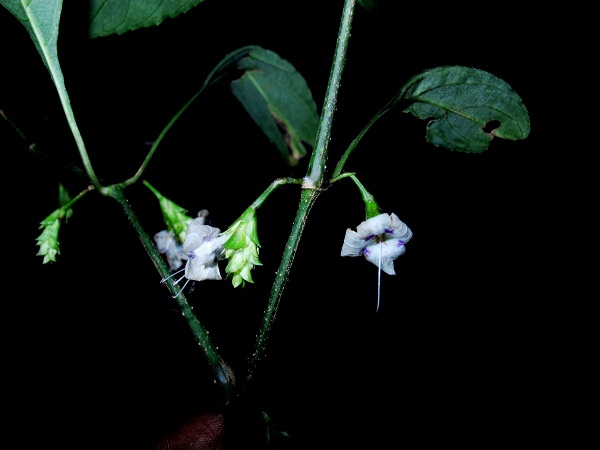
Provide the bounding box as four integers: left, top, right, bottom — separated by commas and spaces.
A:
172, 278, 190, 298
173, 273, 187, 286
160, 267, 185, 284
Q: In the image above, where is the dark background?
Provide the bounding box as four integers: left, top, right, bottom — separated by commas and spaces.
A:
2, 1, 569, 448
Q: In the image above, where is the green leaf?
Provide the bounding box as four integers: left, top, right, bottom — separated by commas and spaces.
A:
1, 0, 63, 75
230, 47, 319, 166
2, 0, 97, 186
400, 66, 530, 153
89, 0, 206, 38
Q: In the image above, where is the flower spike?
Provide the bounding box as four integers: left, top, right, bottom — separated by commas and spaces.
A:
36, 209, 63, 264
221, 207, 263, 288
35, 184, 75, 264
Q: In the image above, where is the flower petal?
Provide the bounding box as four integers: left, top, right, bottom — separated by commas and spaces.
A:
363, 239, 407, 275
188, 220, 221, 238
356, 213, 393, 238
388, 213, 412, 241
183, 222, 220, 251
341, 229, 365, 257
191, 235, 227, 264
185, 258, 222, 281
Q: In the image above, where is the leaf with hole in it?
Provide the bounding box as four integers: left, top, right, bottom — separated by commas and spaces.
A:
88, 0, 206, 38
230, 47, 319, 166
400, 66, 530, 153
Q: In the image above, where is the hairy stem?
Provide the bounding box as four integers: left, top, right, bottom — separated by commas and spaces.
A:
331, 91, 400, 179
246, 0, 356, 382
304, 0, 356, 188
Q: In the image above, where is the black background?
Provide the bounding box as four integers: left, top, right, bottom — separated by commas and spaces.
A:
2, 1, 570, 449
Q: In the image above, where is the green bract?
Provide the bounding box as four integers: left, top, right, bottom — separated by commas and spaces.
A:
222, 208, 262, 288
144, 180, 193, 244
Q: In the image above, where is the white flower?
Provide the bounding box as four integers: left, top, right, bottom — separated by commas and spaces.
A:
161, 218, 228, 297
183, 219, 228, 282
341, 212, 412, 275
154, 210, 211, 272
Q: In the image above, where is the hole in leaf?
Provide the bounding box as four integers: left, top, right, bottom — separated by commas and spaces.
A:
483, 120, 501, 135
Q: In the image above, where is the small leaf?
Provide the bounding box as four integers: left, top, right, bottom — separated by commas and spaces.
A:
230, 47, 319, 166
89, 0, 206, 38
400, 66, 530, 153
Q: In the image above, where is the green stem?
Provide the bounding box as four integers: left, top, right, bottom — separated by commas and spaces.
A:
345, 173, 382, 219
247, 0, 357, 381
61, 184, 95, 210
118, 46, 258, 189
331, 90, 401, 179
304, 0, 356, 188
98, 48, 265, 400
250, 177, 303, 210
0, 108, 27, 143
118, 82, 208, 188
58, 82, 104, 192
108, 186, 234, 402
247, 188, 320, 381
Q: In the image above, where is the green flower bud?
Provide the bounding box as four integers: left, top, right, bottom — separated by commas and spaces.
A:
222, 208, 262, 288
